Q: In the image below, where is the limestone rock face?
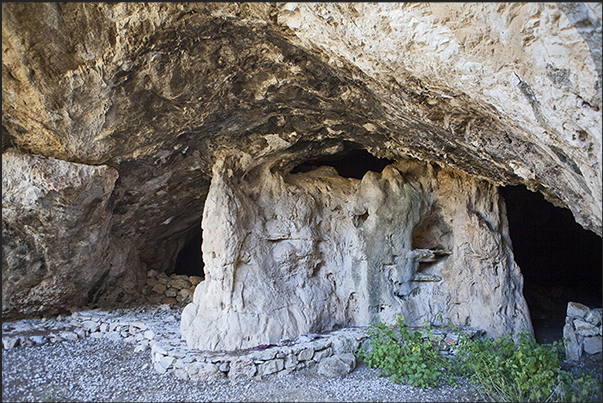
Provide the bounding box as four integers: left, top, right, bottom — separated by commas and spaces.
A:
2, 150, 145, 318
181, 157, 532, 351
1, 3, 600, 324
280, 2, 602, 234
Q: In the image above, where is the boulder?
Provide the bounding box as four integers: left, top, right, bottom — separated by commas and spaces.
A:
317, 353, 357, 378
2, 150, 144, 318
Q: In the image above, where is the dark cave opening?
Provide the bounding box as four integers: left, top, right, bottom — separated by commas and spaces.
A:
173, 226, 205, 278
500, 185, 602, 344
290, 148, 394, 179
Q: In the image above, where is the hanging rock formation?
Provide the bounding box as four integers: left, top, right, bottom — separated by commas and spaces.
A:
2, 3, 601, 346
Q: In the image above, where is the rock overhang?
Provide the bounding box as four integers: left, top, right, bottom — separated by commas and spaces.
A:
2, 3, 601, 323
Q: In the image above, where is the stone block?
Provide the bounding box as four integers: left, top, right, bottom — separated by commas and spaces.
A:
583, 336, 602, 355
185, 362, 203, 378
313, 347, 333, 361
165, 288, 178, 298
174, 368, 189, 380
585, 309, 602, 327
178, 288, 192, 299
104, 332, 122, 342
564, 323, 582, 362
152, 283, 167, 295
153, 361, 168, 374
574, 320, 600, 337
130, 322, 148, 330
59, 331, 78, 341
285, 353, 298, 371
259, 358, 284, 376
317, 353, 357, 378
567, 302, 589, 320
331, 336, 359, 354
228, 357, 257, 381
168, 278, 192, 290
151, 342, 168, 355
82, 320, 99, 331
2, 337, 19, 350
156, 355, 176, 371
194, 363, 226, 381
250, 348, 278, 361
297, 347, 315, 361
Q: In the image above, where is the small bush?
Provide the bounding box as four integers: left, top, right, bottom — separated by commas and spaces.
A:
355, 314, 452, 388
356, 314, 602, 402
455, 329, 602, 402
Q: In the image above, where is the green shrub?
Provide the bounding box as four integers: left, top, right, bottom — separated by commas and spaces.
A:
355, 314, 452, 388
356, 314, 602, 402
454, 329, 559, 401
454, 329, 601, 402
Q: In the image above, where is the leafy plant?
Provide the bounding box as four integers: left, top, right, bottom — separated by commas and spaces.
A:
356, 314, 451, 388
356, 313, 602, 402
454, 329, 601, 402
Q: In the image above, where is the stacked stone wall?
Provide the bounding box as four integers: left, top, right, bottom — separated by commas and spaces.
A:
563, 301, 602, 363
142, 270, 202, 305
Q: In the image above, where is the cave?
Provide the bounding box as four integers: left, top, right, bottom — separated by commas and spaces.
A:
290, 148, 394, 179
500, 185, 603, 344
2, 3, 601, 359
172, 225, 205, 278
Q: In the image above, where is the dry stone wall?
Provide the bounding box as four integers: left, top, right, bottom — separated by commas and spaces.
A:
181, 157, 532, 351
564, 301, 603, 362
142, 269, 202, 306
2, 302, 485, 382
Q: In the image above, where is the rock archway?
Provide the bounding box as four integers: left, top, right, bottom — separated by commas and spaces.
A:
2, 3, 601, 352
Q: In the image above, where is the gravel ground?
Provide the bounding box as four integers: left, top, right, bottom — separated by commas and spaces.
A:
2, 336, 481, 402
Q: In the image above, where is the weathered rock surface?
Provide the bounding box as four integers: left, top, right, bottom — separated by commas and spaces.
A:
2, 150, 145, 318
2, 3, 601, 331
181, 158, 532, 351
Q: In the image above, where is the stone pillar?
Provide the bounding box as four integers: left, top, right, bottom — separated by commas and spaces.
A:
181, 157, 532, 351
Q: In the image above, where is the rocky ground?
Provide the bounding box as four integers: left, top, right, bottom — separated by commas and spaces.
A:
1, 302, 484, 403
2, 301, 600, 403
1, 338, 481, 402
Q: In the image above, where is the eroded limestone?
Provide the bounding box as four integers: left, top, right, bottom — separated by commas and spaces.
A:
181, 157, 532, 351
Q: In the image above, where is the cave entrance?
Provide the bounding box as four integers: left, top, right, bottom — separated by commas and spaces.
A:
290, 148, 394, 179
172, 224, 205, 278
500, 185, 602, 344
